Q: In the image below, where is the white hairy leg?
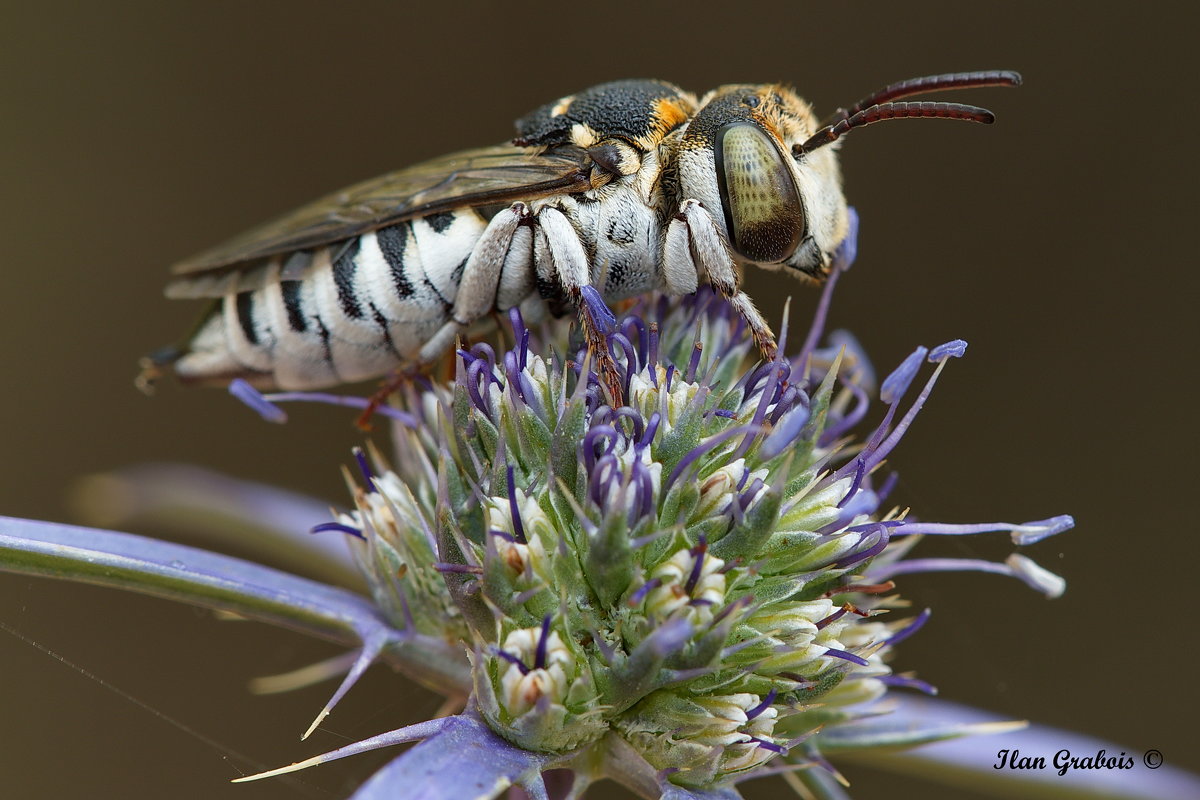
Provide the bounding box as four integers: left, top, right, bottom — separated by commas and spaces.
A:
536, 206, 625, 403
417, 203, 526, 364
675, 199, 778, 362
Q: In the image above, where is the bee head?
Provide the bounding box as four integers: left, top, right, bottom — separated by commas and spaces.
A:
677, 84, 847, 279
677, 72, 1021, 280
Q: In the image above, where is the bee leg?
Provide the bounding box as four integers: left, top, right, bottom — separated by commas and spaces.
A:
356, 367, 421, 431
416, 203, 527, 366
535, 206, 624, 406
355, 204, 527, 430
674, 199, 778, 363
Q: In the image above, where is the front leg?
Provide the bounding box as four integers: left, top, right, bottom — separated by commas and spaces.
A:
668, 199, 779, 363
535, 206, 625, 405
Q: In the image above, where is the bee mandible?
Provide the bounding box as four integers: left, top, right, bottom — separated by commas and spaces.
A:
140, 71, 1020, 402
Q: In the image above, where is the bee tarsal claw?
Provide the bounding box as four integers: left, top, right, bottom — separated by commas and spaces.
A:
356, 370, 413, 431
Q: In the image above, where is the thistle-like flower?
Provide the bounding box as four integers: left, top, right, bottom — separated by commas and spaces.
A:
295, 279, 1070, 793
19, 212, 1193, 799
147, 212, 1070, 797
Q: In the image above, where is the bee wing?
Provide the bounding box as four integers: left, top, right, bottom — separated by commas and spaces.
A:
170, 143, 593, 278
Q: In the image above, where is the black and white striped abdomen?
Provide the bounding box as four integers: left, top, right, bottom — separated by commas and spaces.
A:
170, 209, 492, 390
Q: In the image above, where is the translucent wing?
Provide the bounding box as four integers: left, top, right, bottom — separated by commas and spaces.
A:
170, 143, 593, 277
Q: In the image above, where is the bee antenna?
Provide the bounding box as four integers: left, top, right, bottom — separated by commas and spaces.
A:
836, 70, 1021, 122
797, 102, 997, 155
796, 70, 1022, 157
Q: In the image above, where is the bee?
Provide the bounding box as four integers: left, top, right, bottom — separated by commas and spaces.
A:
140, 71, 1019, 402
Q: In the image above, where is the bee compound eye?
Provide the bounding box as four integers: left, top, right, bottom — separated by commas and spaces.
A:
714, 123, 806, 264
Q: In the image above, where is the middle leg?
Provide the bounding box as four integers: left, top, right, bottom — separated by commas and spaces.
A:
535, 206, 626, 405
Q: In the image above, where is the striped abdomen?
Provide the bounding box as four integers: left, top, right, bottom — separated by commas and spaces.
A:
170, 209, 502, 390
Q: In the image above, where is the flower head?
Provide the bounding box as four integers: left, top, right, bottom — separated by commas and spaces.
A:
3, 211, 1117, 799
271, 267, 1074, 790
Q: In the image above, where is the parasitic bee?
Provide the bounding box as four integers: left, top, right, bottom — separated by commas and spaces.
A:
140, 71, 1019, 401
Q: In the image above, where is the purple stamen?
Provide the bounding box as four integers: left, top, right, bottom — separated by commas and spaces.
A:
880, 675, 938, 695
929, 339, 968, 363
759, 404, 811, 460
888, 608, 932, 645
829, 395, 900, 485
588, 454, 620, 509
589, 628, 617, 665
765, 385, 799, 425
256, 389, 419, 426
737, 478, 764, 513
796, 253, 845, 371
863, 358, 953, 473
1011, 515, 1076, 545
611, 407, 646, 444
871, 556, 1020, 582
685, 341, 704, 383
619, 316, 647, 358
610, 332, 638, 396
352, 447, 375, 489
510, 586, 544, 607
229, 379, 288, 424
815, 607, 849, 630
488, 529, 517, 543
469, 342, 498, 372
712, 409, 737, 420
737, 361, 776, 407
745, 689, 778, 720
629, 577, 663, 606
837, 459, 866, 509
684, 536, 708, 596
880, 346, 928, 405
847, 518, 905, 534
310, 521, 365, 540
737, 362, 786, 458
891, 515, 1075, 545
516, 370, 543, 417
534, 615, 552, 670
710, 595, 752, 626
746, 735, 787, 754
640, 412, 661, 448
631, 460, 656, 523
506, 466, 527, 545
495, 648, 530, 676
736, 466, 751, 491
666, 424, 761, 488
824, 493, 886, 536
822, 647, 870, 667
664, 364, 675, 392
582, 425, 619, 475
506, 307, 529, 369
464, 359, 497, 421
834, 525, 890, 569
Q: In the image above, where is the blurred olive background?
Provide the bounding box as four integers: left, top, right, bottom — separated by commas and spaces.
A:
1, 3, 1194, 799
